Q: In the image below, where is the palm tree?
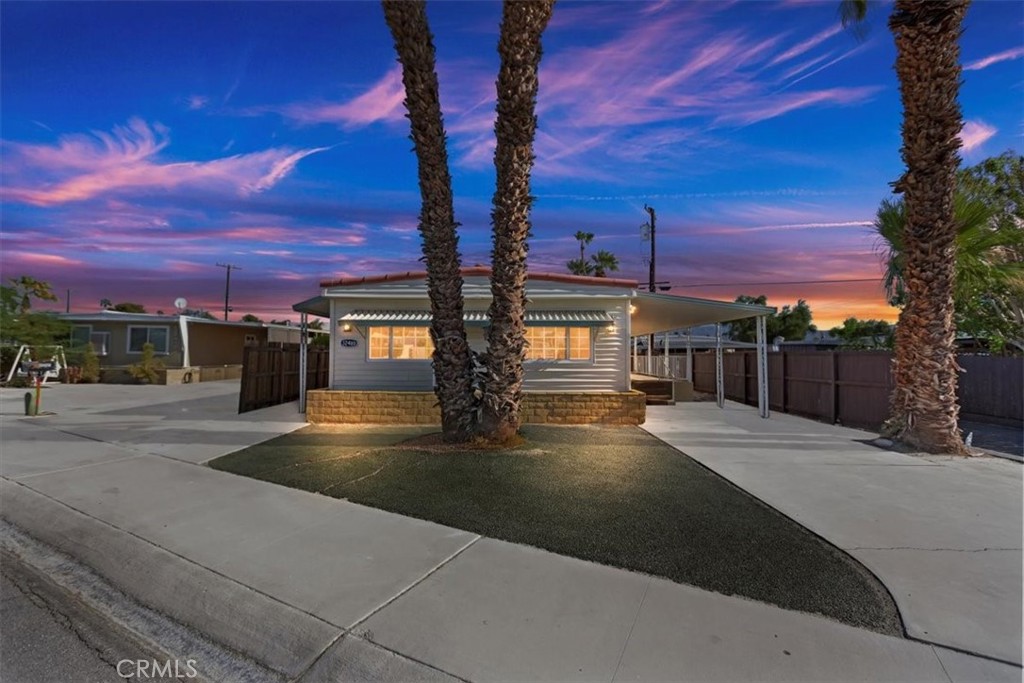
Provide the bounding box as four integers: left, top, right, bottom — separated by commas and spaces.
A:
574, 230, 594, 263
566, 257, 594, 276
383, 0, 476, 442
874, 193, 1024, 347
590, 249, 620, 278
480, 0, 555, 444
883, 0, 972, 454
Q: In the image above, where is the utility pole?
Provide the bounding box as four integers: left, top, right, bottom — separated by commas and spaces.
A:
216, 263, 241, 321
644, 205, 656, 293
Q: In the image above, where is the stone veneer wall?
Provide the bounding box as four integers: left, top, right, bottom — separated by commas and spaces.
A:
306, 390, 646, 426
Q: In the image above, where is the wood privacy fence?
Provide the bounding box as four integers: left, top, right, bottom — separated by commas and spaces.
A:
239, 344, 329, 413
690, 351, 1022, 430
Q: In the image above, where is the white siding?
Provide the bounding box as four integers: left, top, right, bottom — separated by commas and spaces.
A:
327, 279, 632, 392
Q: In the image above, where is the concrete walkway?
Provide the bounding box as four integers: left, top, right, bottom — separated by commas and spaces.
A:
1, 382, 1020, 682
643, 402, 1023, 666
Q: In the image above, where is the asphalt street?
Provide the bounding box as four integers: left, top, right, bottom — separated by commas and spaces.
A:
1, 551, 162, 683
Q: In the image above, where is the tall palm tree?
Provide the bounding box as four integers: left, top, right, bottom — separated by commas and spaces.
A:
481, 0, 555, 443
884, 0, 972, 454
574, 230, 594, 263
566, 257, 594, 276
590, 249, 620, 278
383, 0, 475, 442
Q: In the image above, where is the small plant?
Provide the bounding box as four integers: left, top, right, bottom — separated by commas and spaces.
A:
80, 343, 100, 383
129, 342, 164, 384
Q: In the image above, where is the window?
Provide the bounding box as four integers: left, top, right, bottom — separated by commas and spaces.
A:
127, 326, 169, 354
72, 326, 110, 356
525, 327, 591, 361
368, 326, 434, 360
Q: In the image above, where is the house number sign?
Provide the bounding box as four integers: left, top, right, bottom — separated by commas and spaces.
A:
340, 339, 358, 347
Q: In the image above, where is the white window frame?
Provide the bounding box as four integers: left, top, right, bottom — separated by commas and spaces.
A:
367, 326, 434, 361
524, 326, 594, 362
127, 325, 170, 355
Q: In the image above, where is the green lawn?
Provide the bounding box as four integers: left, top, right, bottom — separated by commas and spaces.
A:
210, 423, 902, 635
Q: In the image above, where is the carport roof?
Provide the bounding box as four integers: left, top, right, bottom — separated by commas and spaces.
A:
629, 292, 775, 336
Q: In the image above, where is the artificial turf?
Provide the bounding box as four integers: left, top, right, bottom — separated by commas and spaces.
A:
209, 423, 902, 635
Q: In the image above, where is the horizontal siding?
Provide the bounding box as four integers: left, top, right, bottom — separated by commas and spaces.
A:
330, 296, 629, 392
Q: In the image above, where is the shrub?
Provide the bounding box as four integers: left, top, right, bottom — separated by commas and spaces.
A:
128, 343, 164, 384
80, 343, 100, 383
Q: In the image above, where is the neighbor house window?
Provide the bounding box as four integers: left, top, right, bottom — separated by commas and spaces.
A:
368, 326, 434, 360
127, 326, 169, 354
524, 327, 591, 361
71, 326, 111, 356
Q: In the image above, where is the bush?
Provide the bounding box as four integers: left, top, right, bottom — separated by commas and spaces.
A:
80, 343, 100, 383
128, 343, 164, 384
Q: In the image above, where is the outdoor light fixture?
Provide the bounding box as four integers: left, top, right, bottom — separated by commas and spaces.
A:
341, 323, 353, 332
629, 304, 637, 314
605, 324, 616, 333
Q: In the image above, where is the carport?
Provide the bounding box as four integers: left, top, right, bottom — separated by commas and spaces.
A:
629, 292, 775, 418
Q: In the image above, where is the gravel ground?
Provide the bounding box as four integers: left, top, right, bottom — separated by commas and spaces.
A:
210, 423, 903, 635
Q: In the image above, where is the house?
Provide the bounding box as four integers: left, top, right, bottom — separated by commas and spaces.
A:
293, 267, 775, 425
58, 311, 319, 384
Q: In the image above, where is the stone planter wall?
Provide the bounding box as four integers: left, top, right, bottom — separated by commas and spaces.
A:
306, 390, 646, 426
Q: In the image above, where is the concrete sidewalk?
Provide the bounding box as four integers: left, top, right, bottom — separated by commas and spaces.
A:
1, 383, 1020, 682
643, 402, 1023, 666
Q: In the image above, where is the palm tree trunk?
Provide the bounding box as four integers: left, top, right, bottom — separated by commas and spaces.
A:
383, 0, 475, 442
885, 0, 970, 454
480, 0, 555, 443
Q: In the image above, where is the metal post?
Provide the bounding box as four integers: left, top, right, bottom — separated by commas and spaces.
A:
715, 323, 724, 408
686, 328, 693, 381
756, 315, 770, 418
216, 263, 241, 321
632, 336, 638, 373
646, 332, 653, 375
663, 331, 670, 378
298, 312, 308, 414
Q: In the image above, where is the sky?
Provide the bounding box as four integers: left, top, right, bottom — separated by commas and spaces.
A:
2, 1, 1021, 329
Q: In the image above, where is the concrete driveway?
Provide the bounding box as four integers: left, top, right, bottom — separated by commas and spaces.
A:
1, 382, 1020, 681
643, 401, 1023, 666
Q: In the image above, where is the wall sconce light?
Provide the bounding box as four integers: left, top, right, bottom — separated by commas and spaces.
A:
605, 324, 616, 333
341, 323, 353, 332
629, 304, 637, 314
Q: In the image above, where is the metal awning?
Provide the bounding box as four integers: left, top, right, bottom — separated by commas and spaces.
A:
337, 310, 614, 326
629, 292, 775, 336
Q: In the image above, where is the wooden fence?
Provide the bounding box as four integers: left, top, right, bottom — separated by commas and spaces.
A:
690, 350, 1021, 430
238, 344, 329, 413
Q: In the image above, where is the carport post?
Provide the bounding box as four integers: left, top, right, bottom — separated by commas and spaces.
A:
715, 323, 724, 408
646, 332, 652, 373
663, 331, 670, 377
756, 315, 769, 418
633, 336, 638, 373
686, 328, 692, 381
298, 312, 308, 414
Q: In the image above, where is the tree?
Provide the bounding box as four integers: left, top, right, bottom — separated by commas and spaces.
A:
129, 342, 164, 384
383, 0, 476, 442
590, 250, 619, 278
874, 189, 1024, 351
574, 231, 594, 263
830, 318, 893, 349
111, 302, 146, 313
566, 257, 594, 276
728, 295, 815, 343
0, 276, 69, 348
479, 0, 555, 444
880, 0, 971, 454
100, 298, 112, 310
240, 313, 263, 323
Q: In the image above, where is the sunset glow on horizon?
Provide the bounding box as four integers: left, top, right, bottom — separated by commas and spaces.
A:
2, 1, 1021, 329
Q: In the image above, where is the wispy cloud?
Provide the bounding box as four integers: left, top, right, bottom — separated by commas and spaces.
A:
187, 95, 209, 111
960, 119, 997, 152
964, 46, 1024, 71
715, 86, 881, 126
767, 25, 841, 67
281, 67, 406, 129
2, 119, 329, 206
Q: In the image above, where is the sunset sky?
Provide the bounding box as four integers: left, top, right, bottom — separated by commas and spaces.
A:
2, 1, 1021, 329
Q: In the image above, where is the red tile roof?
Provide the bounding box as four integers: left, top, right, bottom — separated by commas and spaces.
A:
320, 266, 637, 289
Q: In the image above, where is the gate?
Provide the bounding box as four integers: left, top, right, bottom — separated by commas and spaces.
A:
239, 343, 329, 413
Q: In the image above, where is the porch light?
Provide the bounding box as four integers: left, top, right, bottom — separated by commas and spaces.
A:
629, 305, 637, 314
341, 323, 353, 332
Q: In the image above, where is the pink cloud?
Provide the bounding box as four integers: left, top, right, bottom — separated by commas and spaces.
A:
5, 252, 84, 266
715, 86, 881, 125
2, 120, 329, 206
959, 120, 997, 152
767, 25, 841, 67
964, 47, 1024, 71
281, 67, 406, 129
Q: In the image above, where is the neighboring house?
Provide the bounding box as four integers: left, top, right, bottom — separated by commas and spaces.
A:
58, 311, 318, 383
293, 267, 774, 424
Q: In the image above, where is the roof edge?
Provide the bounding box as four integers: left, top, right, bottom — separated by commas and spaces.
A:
320, 267, 637, 289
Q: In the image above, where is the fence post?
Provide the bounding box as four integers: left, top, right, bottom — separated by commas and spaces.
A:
830, 352, 840, 424
781, 352, 787, 413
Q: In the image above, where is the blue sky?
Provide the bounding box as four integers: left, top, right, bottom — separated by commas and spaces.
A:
2, 0, 1021, 326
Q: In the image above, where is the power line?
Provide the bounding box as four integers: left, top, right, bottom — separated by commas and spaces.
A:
672, 277, 878, 288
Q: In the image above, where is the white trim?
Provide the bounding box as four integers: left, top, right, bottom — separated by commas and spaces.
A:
178, 317, 190, 367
